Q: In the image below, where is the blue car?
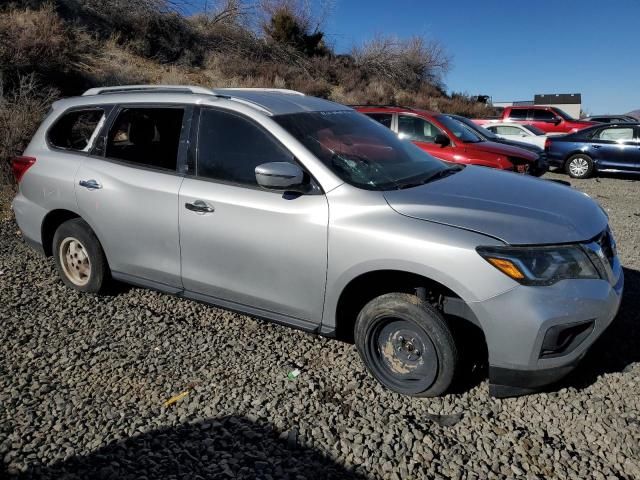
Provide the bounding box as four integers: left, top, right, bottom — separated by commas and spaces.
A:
547, 123, 640, 178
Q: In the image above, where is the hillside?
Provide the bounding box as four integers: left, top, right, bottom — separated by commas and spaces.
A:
626, 109, 640, 120
0, 0, 493, 184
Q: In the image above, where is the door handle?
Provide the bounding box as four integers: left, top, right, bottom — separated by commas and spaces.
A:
79, 179, 102, 189
185, 200, 214, 213
592, 145, 601, 149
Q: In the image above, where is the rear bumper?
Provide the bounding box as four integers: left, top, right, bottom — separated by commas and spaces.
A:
547, 155, 565, 169
12, 192, 47, 256
470, 257, 624, 397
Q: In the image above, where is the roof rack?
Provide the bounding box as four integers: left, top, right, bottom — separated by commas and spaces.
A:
348, 104, 415, 110
213, 88, 304, 96
82, 85, 215, 96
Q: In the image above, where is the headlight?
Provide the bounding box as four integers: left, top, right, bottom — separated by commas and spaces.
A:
476, 245, 601, 286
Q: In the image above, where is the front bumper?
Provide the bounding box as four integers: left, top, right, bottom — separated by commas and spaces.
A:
470, 255, 624, 397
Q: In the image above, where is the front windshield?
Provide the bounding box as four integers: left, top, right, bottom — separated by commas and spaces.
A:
553, 108, 575, 120
523, 124, 545, 135
274, 110, 453, 191
435, 115, 482, 143
447, 115, 497, 140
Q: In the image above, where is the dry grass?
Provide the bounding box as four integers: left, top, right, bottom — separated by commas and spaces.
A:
0, 74, 58, 184
0, 4, 94, 72
0, 2, 490, 185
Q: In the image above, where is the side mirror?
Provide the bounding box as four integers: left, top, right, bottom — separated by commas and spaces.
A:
255, 162, 306, 192
552, 117, 562, 125
434, 134, 450, 147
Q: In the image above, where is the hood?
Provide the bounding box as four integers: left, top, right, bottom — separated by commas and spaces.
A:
384, 166, 607, 245
465, 141, 538, 161
570, 120, 597, 127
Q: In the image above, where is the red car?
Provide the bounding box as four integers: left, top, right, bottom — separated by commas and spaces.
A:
474, 106, 597, 134
356, 106, 541, 174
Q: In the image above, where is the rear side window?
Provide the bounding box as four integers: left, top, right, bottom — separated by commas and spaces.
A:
48, 109, 105, 151
495, 126, 523, 135
105, 107, 184, 171
507, 109, 528, 120
365, 113, 393, 129
532, 109, 556, 121
197, 108, 294, 187
595, 127, 635, 142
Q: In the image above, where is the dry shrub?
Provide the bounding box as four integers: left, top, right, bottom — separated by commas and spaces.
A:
0, 74, 58, 184
0, 3, 93, 73
352, 34, 451, 90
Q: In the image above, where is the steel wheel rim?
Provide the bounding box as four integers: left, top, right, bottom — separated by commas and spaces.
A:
59, 237, 91, 286
570, 157, 589, 176
367, 317, 438, 393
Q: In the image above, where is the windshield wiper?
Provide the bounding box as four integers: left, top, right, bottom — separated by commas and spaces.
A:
397, 166, 463, 189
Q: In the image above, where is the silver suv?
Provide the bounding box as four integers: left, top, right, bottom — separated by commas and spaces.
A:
11, 86, 624, 397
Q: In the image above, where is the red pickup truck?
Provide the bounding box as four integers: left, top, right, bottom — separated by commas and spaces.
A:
474, 106, 597, 134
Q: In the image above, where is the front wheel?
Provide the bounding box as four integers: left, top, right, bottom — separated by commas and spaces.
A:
354, 293, 458, 397
565, 154, 594, 179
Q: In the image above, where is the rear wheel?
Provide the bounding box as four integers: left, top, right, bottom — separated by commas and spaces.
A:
354, 293, 458, 397
565, 154, 594, 179
53, 218, 110, 293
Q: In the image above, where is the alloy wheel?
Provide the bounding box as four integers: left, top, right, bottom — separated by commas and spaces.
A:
569, 157, 590, 177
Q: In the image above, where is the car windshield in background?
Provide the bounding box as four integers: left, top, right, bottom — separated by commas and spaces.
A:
448, 115, 497, 140
524, 124, 546, 135
274, 110, 452, 191
553, 108, 575, 120
435, 115, 482, 143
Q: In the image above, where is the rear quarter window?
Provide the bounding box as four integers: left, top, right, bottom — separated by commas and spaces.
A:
47, 108, 106, 151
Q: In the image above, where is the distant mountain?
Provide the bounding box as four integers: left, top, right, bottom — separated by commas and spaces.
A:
626, 109, 640, 120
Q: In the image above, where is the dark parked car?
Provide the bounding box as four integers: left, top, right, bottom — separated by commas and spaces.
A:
583, 115, 638, 124
546, 123, 640, 178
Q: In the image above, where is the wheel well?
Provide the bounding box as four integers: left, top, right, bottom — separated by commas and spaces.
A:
41, 209, 80, 256
336, 270, 463, 341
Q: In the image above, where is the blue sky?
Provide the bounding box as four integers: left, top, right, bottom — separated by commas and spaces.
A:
191, 0, 640, 114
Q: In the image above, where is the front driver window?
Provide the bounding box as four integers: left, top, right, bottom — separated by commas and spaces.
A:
197, 108, 294, 187
398, 116, 442, 143
533, 109, 556, 121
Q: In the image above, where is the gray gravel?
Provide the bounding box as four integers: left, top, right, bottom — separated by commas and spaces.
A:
1, 172, 639, 479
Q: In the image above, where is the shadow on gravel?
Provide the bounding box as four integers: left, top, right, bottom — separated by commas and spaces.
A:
7, 416, 365, 480
558, 266, 640, 391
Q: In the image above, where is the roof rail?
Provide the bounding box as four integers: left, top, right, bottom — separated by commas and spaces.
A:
82, 85, 214, 96
348, 104, 415, 110
214, 88, 305, 96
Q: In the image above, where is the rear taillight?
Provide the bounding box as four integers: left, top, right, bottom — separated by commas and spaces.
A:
11, 156, 36, 183
544, 138, 551, 150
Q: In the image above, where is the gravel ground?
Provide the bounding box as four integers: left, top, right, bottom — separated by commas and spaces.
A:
1, 172, 639, 479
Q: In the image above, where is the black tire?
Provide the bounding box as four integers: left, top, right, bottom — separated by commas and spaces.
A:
52, 218, 110, 293
529, 163, 548, 177
354, 293, 458, 397
565, 154, 594, 179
